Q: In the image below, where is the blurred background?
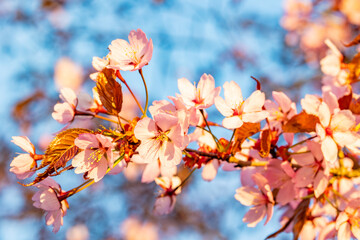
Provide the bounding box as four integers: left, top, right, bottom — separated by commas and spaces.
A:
0, 0, 359, 239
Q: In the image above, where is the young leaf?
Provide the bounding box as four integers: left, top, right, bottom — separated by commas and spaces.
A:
259, 129, 271, 158
24, 128, 92, 186
96, 68, 123, 116
283, 112, 319, 133
232, 122, 261, 154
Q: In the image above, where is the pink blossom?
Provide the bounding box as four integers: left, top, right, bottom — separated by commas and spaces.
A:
10, 136, 37, 179
263, 159, 297, 205
201, 159, 220, 181
89, 56, 109, 81
54, 57, 83, 91
153, 176, 181, 215
141, 158, 177, 183
336, 200, 360, 240
134, 114, 188, 168
32, 178, 68, 233
176, 74, 220, 109
121, 217, 159, 240
235, 173, 274, 227
292, 141, 330, 198
320, 39, 343, 77
265, 91, 296, 130
215, 81, 268, 129
72, 133, 114, 182
316, 101, 357, 163
52, 88, 78, 124
108, 29, 153, 71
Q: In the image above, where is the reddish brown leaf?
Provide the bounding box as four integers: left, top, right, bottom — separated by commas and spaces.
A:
338, 91, 352, 110
232, 122, 261, 154
283, 112, 320, 133
96, 68, 123, 116
23, 128, 92, 186
259, 129, 271, 158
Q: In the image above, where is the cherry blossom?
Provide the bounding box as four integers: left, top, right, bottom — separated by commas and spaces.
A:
265, 91, 296, 130
235, 173, 274, 227
336, 199, 360, 240
10, 136, 37, 179
153, 176, 181, 215
263, 159, 297, 206
32, 178, 68, 233
133, 114, 188, 168
315, 101, 357, 163
72, 133, 114, 182
176, 73, 220, 109
108, 29, 153, 71
52, 88, 78, 124
215, 81, 268, 129
292, 141, 330, 198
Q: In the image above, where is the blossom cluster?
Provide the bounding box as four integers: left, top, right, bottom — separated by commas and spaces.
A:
280, 0, 360, 64
10, 28, 360, 240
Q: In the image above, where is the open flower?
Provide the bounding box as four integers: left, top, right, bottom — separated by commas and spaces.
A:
316, 101, 357, 163
72, 133, 114, 182
108, 29, 153, 71
10, 136, 38, 179
52, 88, 78, 124
176, 73, 220, 109
32, 178, 68, 233
134, 113, 188, 168
153, 176, 181, 215
235, 173, 274, 227
215, 81, 268, 129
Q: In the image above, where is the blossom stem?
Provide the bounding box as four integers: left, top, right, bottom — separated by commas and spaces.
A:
60, 179, 94, 201
200, 109, 220, 149
224, 129, 236, 152
172, 168, 196, 194
93, 114, 119, 124
116, 71, 145, 115
139, 69, 149, 117
289, 135, 316, 148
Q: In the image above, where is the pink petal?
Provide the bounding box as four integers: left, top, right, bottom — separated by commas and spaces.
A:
128, 29, 148, 52
314, 170, 329, 198
243, 205, 266, 227
159, 141, 182, 167
330, 110, 355, 131
235, 186, 262, 206
294, 167, 315, 188
153, 196, 175, 215
215, 96, 233, 117
201, 160, 219, 181
87, 158, 108, 182
134, 117, 157, 141
223, 116, 243, 129
223, 81, 243, 108
136, 139, 161, 164
177, 78, 196, 104
141, 160, 160, 183
337, 222, 351, 240
321, 136, 338, 163
243, 90, 265, 113
323, 91, 339, 113
60, 88, 77, 106
11, 136, 34, 154
318, 102, 331, 127
242, 111, 268, 123
273, 91, 292, 113
153, 112, 178, 132
198, 74, 215, 102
